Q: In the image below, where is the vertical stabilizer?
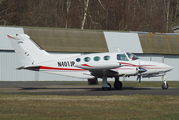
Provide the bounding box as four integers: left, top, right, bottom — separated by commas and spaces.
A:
7, 34, 49, 66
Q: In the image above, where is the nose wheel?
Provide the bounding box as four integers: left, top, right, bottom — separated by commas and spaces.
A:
162, 83, 168, 89
162, 75, 168, 90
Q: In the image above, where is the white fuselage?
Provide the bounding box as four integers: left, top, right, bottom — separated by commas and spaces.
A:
37, 52, 173, 79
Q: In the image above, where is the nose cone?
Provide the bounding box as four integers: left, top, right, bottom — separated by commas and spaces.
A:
161, 63, 174, 72
166, 65, 174, 71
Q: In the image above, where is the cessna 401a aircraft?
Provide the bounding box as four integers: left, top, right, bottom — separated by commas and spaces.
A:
7, 34, 173, 90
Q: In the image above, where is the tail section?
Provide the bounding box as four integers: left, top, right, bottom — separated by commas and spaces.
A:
7, 34, 49, 66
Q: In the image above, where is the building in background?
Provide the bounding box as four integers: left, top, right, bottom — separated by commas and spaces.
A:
0, 26, 179, 81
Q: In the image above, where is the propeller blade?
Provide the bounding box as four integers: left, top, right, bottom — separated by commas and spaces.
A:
138, 75, 141, 86
136, 74, 141, 86
136, 62, 145, 86
139, 75, 141, 83
136, 75, 139, 81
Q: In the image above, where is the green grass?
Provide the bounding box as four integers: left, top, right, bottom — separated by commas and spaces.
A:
0, 94, 179, 120
0, 81, 179, 119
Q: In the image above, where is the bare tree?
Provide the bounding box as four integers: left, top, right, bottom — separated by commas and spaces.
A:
164, 0, 170, 32
66, 0, 71, 28
1, 0, 179, 32
0, 0, 17, 25
81, 0, 89, 29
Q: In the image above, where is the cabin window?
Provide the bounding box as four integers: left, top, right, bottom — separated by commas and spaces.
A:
84, 57, 91, 62
104, 55, 110, 61
94, 56, 100, 61
76, 58, 81, 62
117, 54, 129, 61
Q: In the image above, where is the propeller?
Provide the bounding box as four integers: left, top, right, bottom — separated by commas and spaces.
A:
136, 62, 147, 86
136, 74, 141, 86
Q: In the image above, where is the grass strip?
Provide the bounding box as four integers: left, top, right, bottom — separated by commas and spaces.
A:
0, 94, 179, 120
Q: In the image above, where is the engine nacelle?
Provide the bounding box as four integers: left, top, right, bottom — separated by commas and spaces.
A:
74, 62, 122, 70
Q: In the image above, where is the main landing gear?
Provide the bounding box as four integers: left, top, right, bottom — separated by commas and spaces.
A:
162, 75, 168, 90
102, 76, 122, 90
114, 77, 123, 89
102, 76, 111, 90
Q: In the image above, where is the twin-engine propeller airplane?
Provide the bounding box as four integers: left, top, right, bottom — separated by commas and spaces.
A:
7, 34, 173, 90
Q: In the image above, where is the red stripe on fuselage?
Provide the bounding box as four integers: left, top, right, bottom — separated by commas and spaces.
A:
40, 66, 87, 71
81, 64, 92, 67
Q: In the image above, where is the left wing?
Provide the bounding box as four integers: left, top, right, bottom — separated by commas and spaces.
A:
74, 62, 122, 78
74, 62, 122, 70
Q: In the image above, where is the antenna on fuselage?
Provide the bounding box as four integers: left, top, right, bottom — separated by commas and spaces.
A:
116, 48, 121, 52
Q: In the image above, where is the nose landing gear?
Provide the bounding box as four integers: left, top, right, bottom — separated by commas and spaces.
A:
162, 75, 168, 90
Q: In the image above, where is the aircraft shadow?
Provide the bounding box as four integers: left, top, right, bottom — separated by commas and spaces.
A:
91, 87, 151, 91
20, 87, 93, 90
20, 87, 151, 91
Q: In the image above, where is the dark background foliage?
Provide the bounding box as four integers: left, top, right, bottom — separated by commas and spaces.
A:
0, 0, 179, 32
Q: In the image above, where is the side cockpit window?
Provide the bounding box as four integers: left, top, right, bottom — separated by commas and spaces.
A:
117, 54, 129, 61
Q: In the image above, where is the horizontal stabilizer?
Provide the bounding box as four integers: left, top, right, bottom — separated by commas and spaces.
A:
17, 66, 41, 71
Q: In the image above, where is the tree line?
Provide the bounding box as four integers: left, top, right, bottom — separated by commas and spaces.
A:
0, 0, 179, 32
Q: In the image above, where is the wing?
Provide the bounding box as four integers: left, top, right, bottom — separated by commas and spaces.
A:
74, 62, 121, 78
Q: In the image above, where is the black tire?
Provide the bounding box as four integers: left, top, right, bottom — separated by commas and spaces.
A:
102, 83, 111, 90
114, 81, 123, 89
162, 83, 168, 90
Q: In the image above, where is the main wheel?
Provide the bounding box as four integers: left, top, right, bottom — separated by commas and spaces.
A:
102, 83, 111, 90
114, 81, 123, 89
162, 83, 168, 90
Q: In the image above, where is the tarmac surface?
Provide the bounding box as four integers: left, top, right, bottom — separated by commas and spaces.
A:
0, 81, 179, 96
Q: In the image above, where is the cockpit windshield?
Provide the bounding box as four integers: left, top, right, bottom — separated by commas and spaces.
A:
117, 54, 129, 61
126, 52, 139, 60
